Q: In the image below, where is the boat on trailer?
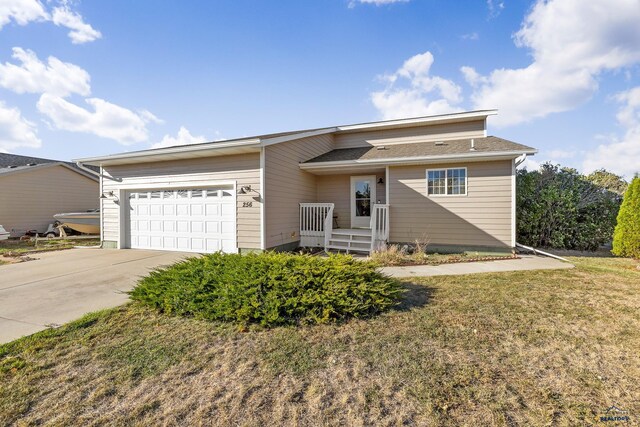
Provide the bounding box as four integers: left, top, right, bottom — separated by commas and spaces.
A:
0, 225, 9, 241
53, 209, 100, 234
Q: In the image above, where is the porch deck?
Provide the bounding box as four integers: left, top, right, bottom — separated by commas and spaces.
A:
300, 203, 388, 254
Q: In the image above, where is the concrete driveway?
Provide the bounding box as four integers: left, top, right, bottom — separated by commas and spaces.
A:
0, 248, 188, 344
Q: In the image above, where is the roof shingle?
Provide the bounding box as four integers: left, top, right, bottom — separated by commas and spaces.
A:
303, 136, 535, 164
0, 153, 98, 176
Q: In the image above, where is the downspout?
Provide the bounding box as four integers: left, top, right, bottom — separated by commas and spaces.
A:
516, 243, 570, 262
74, 161, 100, 178
75, 161, 121, 182
515, 154, 527, 167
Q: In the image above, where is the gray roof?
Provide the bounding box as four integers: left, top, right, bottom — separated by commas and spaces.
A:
303, 136, 536, 164
0, 153, 98, 176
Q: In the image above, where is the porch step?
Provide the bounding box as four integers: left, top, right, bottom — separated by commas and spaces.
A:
328, 238, 370, 245
331, 228, 372, 237
326, 244, 370, 254
326, 227, 373, 254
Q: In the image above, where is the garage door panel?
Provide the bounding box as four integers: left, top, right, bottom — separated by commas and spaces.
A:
191, 238, 204, 251
221, 239, 235, 252
176, 237, 189, 250
187, 221, 204, 233
128, 187, 237, 254
176, 221, 189, 232
205, 221, 219, 233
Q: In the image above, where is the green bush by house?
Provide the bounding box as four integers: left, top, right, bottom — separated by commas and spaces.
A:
517, 164, 625, 250
612, 176, 640, 258
129, 252, 402, 327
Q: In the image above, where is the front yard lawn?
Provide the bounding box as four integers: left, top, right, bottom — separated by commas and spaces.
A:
1, 257, 639, 425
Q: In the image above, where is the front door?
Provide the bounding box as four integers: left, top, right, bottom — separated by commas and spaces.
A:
350, 175, 376, 228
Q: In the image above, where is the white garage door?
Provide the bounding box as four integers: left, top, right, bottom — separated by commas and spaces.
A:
127, 188, 236, 253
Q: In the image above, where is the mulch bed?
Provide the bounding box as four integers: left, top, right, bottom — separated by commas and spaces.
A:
381, 254, 519, 267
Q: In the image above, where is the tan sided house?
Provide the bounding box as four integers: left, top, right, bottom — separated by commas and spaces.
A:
75, 110, 536, 255
0, 153, 99, 237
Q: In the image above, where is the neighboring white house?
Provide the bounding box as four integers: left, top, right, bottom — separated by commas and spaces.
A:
76, 110, 536, 255
0, 153, 99, 236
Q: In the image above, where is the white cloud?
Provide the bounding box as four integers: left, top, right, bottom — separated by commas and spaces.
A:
151, 127, 207, 149
0, 47, 91, 97
0, 0, 100, 44
0, 0, 48, 29
51, 4, 101, 44
464, 0, 640, 127
371, 51, 463, 119
138, 109, 163, 125
461, 32, 479, 41
487, 0, 505, 19
0, 100, 41, 152
583, 87, 640, 178
37, 94, 153, 145
517, 157, 541, 171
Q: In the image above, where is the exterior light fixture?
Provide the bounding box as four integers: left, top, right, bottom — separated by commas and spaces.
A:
100, 191, 119, 202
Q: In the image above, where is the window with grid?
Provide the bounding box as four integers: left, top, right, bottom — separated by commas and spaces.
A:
427, 168, 466, 195
427, 170, 446, 195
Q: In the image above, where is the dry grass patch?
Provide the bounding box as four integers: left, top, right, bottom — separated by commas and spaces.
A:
370, 243, 514, 266
1, 257, 639, 426
0, 238, 100, 256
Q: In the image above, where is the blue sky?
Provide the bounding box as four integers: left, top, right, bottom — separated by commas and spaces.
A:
1, 0, 639, 177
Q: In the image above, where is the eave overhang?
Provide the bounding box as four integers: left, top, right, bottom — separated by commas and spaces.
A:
299, 150, 538, 173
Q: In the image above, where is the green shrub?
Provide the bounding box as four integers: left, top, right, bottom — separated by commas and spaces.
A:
612, 177, 640, 258
517, 164, 624, 250
129, 252, 402, 327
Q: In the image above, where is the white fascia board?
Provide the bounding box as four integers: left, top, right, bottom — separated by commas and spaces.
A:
74, 138, 261, 165
260, 127, 337, 147
300, 150, 537, 170
336, 110, 498, 132
259, 147, 266, 250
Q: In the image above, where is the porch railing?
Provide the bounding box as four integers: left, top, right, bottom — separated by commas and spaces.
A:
299, 203, 334, 248
370, 204, 389, 252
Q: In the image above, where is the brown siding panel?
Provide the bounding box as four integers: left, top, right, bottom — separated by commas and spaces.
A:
334, 120, 485, 149
316, 173, 386, 230
102, 153, 261, 249
0, 166, 98, 234
264, 134, 334, 248
388, 160, 513, 248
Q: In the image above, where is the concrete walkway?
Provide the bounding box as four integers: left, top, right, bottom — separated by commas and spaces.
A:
381, 254, 573, 278
0, 248, 188, 344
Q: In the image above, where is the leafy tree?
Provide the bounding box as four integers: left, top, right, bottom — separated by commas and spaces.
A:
517, 163, 623, 250
612, 176, 640, 258
586, 169, 628, 195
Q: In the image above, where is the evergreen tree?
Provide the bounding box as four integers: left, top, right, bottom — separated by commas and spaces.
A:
612, 176, 640, 258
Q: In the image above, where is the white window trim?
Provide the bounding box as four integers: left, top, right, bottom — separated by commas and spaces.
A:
426, 167, 468, 197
